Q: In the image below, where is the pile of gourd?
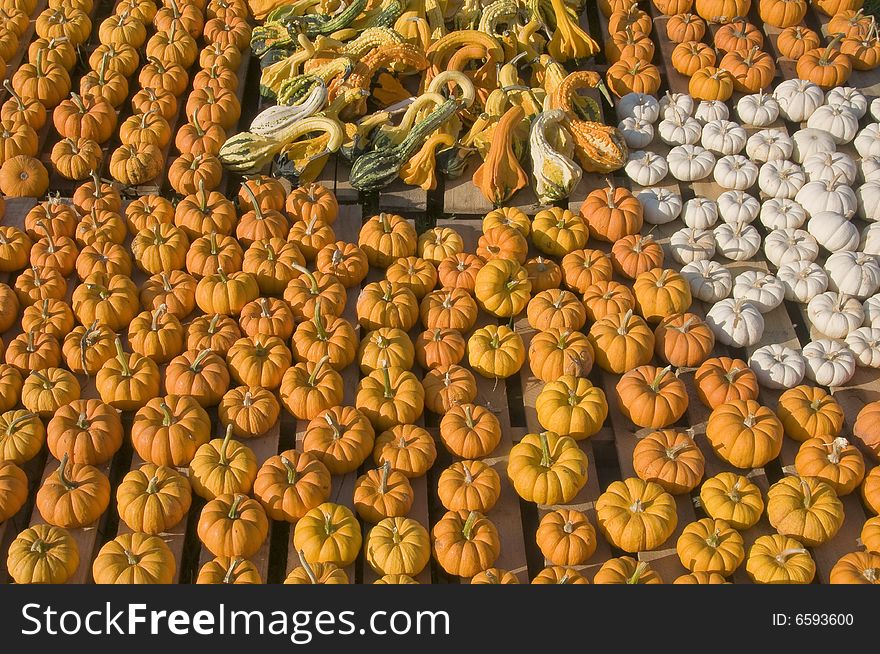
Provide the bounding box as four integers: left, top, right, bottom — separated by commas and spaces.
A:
217, 0, 631, 202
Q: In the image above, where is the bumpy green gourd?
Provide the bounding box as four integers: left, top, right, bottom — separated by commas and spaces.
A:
350, 98, 462, 191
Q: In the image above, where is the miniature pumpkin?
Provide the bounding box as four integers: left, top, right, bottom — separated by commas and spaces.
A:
633, 429, 705, 494
467, 324, 525, 378
302, 406, 375, 475
116, 463, 192, 535
796, 38, 853, 89
616, 365, 688, 429
596, 477, 678, 552
190, 425, 257, 500
700, 472, 765, 529
528, 328, 594, 382
594, 557, 662, 584
131, 394, 212, 467
95, 339, 161, 411
254, 449, 331, 523
280, 358, 343, 421
198, 493, 268, 558
7, 524, 79, 584
437, 459, 501, 513
706, 399, 783, 469
432, 510, 500, 578
695, 357, 758, 409
587, 309, 655, 374
777, 385, 844, 443
536, 375, 608, 440
293, 502, 362, 567
36, 454, 111, 528
474, 258, 531, 318
439, 403, 501, 459
767, 476, 844, 546
676, 518, 744, 575
507, 431, 588, 504
353, 461, 414, 523
536, 509, 597, 567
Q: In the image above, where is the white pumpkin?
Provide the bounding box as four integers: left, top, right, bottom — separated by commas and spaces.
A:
845, 326, 880, 367
758, 159, 805, 199
706, 298, 765, 347
732, 270, 785, 313
791, 128, 837, 164
618, 116, 655, 149
701, 119, 748, 155
806, 104, 859, 145
764, 227, 818, 267
670, 227, 716, 264
826, 86, 867, 118
666, 144, 715, 181
857, 181, 880, 222
748, 344, 806, 389
855, 123, 880, 158
659, 91, 695, 119
746, 129, 793, 163
802, 151, 857, 185
774, 79, 825, 122
718, 190, 760, 224
658, 113, 702, 146
864, 294, 880, 327
625, 150, 668, 186
681, 260, 733, 302
617, 92, 660, 123
714, 154, 758, 191
871, 97, 880, 122
713, 221, 761, 260
695, 100, 730, 124
759, 197, 807, 230
861, 222, 880, 255
682, 197, 719, 229
825, 250, 880, 299
802, 339, 856, 387
636, 187, 682, 224
807, 291, 865, 338
795, 178, 856, 218
737, 91, 780, 127
777, 260, 829, 303
861, 155, 880, 183
807, 211, 860, 252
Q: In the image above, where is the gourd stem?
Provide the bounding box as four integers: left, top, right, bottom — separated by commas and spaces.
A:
650, 366, 671, 392
800, 478, 812, 509
313, 298, 328, 340
259, 297, 271, 317
775, 548, 808, 564
227, 493, 244, 520
3, 80, 25, 110
208, 313, 221, 334
282, 456, 298, 485
161, 272, 173, 292
705, 529, 721, 549
291, 263, 319, 295
462, 461, 473, 484
219, 423, 234, 466
665, 441, 690, 459
243, 390, 253, 407
464, 404, 474, 427
216, 265, 228, 283
29, 538, 49, 555
124, 549, 140, 566
146, 474, 159, 494
308, 355, 330, 386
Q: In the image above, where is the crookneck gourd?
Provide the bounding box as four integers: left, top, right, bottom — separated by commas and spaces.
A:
472, 104, 529, 205
530, 109, 582, 203
350, 96, 464, 191
548, 71, 628, 173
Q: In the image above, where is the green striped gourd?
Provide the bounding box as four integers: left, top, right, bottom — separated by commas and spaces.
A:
250, 84, 327, 137
529, 109, 582, 203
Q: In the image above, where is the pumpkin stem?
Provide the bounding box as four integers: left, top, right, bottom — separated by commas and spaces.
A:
291, 263, 319, 295
800, 478, 812, 509
308, 354, 330, 386
158, 399, 174, 426
281, 455, 298, 485
3, 80, 25, 110
617, 309, 634, 336
821, 34, 843, 64
29, 537, 50, 555
114, 337, 131, 377
775, 548, 808, 564
705, 528, 721, 549
312, 298, 328, 340
151, 303, 167, 331
189, 347, 214, 372
76, 409, 89, 429
242, 390, 253, 407
461, 461, 474, 485
627, 561, 648, 584
379, 459, 391, 494
146, 474, 160, 494
217, 422, 236, 466
57, 453, 80, 491
380, 359, 395, 399
216, 265, 228, 283
665, 440, 690, 460
5, 411, 36, 434
32, 370, 52, 390
241, 180, 265, 222
462, 510, 478, 541
223, 557, 244, 584
323, 410, 341, 439
298, 550, 318, 584
227, 493, 244, 519
827, 436, 849, 464
538, 431, 553, 468
629, 498, 644, 513
649, 366, 672, 392
207, 312, 221, 335
123, 548, 141, 567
